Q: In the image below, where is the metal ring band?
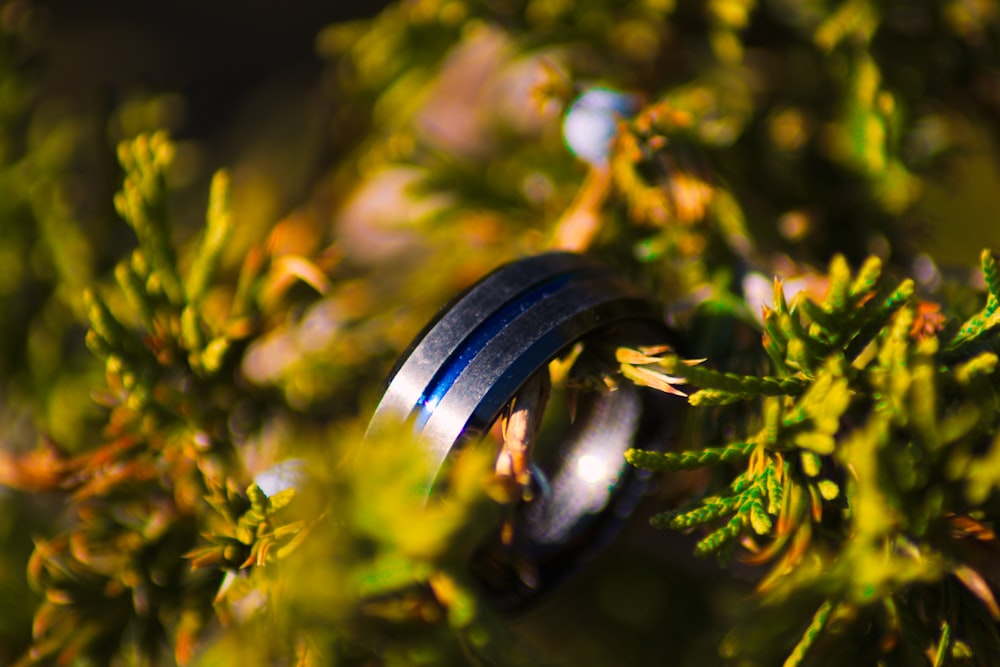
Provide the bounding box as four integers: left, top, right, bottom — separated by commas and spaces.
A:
366, 252, 684, 610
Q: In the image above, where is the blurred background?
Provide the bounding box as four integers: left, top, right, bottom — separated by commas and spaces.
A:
2, 0, 999, 664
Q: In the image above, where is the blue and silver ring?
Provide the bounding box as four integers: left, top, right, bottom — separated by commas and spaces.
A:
367, 252, 684, 610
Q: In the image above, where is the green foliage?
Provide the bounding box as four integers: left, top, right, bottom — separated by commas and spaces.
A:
23, 133, 262, 667
626, 252, 1000, 664
3, 0, 1000, 665
12, 131, 530, 667
260, 431, 533, 667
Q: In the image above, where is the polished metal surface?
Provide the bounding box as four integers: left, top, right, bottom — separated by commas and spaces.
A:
367, 252, 684, 610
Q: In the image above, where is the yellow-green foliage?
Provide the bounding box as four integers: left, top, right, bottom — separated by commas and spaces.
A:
3, 0, 1000, 665
626, 252, 1000, 664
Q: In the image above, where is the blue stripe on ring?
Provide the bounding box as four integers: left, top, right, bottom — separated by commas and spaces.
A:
414, 270, 592, 431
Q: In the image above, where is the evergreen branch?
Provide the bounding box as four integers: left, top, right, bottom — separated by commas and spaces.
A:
694, 514, 744, 557
765, 460, 785, 514
186, 170, 233, 306
964, 430, 1000, 504
937, 404, 981, 447
945, 309, 1000, 354
943, 253, 1000, 354
655, 494, 743, 529
625, 441, 755, 471
784, 338, 814, 375
663, 473, 774, 552
938, 328, 1000, 365
689, 389, 752, 405
114, 261, 156, 330
815, 0, 878, 51
797, 298, 837, 338
870, 307, 915, 418
232, 246, 265, 320
761, 304, 790, 371
760, 398, 782, 447
782, 599, 835, 667
955, 352, 999, 385
799, 451, 822, 477
982, 249, 999, 317
180, 305, 206, 355
730, 471, 754, 494
83, 289, 152, 365
746, 494, 772, 535
844, 279, 914, 360
83, 289, 128, 356
932, 620, 952, 667
841, 284, 888, 348
781, 355, 851, 455
909, 339, 940, 448
849, 256, 882, 298
824, 255, 852, 316
780, 312, 829, 369
771, 277, 790, 317
816, 479, 840, 501
114, 133, 184, 306
198, 338, 233, 375
762, 329, 790, 375
661, 355, 807, 398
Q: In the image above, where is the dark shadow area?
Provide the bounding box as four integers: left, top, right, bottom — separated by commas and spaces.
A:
35, 0, 391, 138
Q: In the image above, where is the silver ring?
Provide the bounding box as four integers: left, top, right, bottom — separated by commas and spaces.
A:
367, 252, 684, 610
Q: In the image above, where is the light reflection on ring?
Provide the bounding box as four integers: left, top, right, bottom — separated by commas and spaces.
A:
527, 383, 642, 544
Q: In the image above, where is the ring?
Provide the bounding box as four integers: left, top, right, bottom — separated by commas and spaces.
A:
366, 252, 684, 610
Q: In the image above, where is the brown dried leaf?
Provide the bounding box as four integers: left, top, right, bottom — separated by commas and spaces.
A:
0, 442, 69, 491
949, 514, 996, 541
954, 564, 1000, 620
620, 363, 688, 397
